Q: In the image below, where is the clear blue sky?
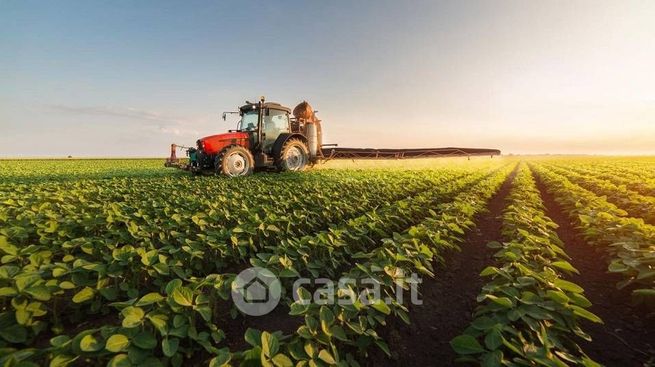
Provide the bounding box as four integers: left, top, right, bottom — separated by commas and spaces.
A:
1, 1, 654, 156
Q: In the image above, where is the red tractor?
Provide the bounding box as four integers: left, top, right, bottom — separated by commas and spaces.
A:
166, 97, 322, 176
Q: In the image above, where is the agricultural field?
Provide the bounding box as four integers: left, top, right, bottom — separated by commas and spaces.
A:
0, 157, 654, 367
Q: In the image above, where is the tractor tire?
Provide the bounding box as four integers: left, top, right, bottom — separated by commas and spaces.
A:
276, 138, 310, 172
215, 145, 254, 177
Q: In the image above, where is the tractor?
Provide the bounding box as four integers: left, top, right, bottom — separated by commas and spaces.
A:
165, 97, 322, 176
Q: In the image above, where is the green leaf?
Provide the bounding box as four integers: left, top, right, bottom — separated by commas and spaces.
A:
487, 295, 513, 308
136, 292, 165, 306
546, 290, 570, 304
14, 273, 41, 292
121, 306, 145, 328
0, 236, 17, 256
105, 334, 130, 352
471, 316, 496, 331
209, 348, 231, 367
0, 286, 17, 296
80, 334, 104, 352
481, 350, 503, 367
608, 261, 629, 273
49, 355, 77, 367
551, 261, 579, 274
107, 354, 131, 367
487, 241, 503, 249
304, 342, 316, 358
278, 268, 297, 278
371, 299, 391, 315
245, 328, 261, 347
319, 306, 335, 326
195, 305, 212, 322
553, 279, 584, 293
50, 335, 71, 348
59, 281, 75, 290
16, 307, 30, 325
147, 314, 168, 334
271, 354, 293, 367
289, 302, 309, 316
72, 287, 95, 303
133, 331, 157, 349
329, 325, 348, 341
261, 331, 279, 358
153, 262, 170, 275
0, 324, 27, 343
162, 337, 180, 357
571, 305, 602, 324
569, 293, 592, 307
318, 349, 336, 364
479, 266, 498, 277
450, 335, 485, 355
484, 329, 502, 350
171, 287, 194, 306
375, 339, 391, 356
165, 279, 182, 295
24, 285, 51, 301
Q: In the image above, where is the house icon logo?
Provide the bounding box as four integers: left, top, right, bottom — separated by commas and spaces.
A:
231, 267, 281, 316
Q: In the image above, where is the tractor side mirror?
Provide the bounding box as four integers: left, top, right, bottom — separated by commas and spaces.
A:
222, 112, 227, 121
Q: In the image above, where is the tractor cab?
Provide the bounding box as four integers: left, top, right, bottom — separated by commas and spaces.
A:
234, 100, 293, 155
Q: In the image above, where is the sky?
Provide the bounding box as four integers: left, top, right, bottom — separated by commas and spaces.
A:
1, 0, 654, 157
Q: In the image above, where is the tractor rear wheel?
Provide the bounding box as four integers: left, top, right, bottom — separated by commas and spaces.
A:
277, 139, 309, 172
215, 145, 254, 177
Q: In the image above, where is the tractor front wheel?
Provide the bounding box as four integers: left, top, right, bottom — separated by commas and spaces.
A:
277, 139, 309, 172
215, 145, 254, 177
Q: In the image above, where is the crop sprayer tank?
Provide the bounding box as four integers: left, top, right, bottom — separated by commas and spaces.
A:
294, 101, 322, 158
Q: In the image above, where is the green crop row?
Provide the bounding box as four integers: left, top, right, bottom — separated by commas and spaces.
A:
0, 159, 182, 184
451, 164, 601, 366
542, 164, 655, 226
548, 162, 655, 200
531, 164, 655, 302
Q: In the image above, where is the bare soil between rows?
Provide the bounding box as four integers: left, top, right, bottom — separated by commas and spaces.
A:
533, 171, 655, 366
367, 168, 518, 366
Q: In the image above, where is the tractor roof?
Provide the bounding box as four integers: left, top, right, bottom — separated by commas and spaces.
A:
239, 102, 291, 114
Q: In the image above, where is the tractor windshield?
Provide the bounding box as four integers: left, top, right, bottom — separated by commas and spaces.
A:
238, 111, 258, 131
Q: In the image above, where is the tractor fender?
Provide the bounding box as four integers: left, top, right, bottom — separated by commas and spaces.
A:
271, 133, 307, 159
